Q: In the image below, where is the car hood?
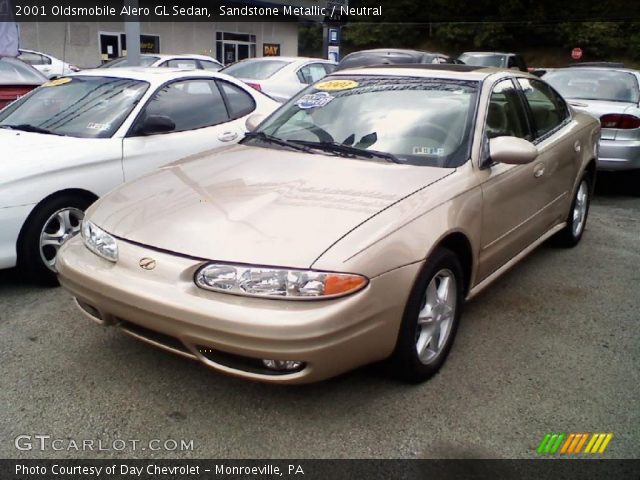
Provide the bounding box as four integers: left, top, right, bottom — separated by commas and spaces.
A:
566, 98, 637, 140
90, 145, 453, 268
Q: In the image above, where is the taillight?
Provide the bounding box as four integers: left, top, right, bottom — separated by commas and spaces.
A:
246, 82, 262, 91
600, 113, 640, 129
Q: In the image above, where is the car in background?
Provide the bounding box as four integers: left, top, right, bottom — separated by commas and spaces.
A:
337, 49, 460, 70
220, 57, 336, 102
18, 49, 80, 78
543, 67, 640, 171
0, 57, 46, 110
99, 54, 223, 71
458, 52, 527, 72
56, 65, 598, 384
0, 68, 279, 283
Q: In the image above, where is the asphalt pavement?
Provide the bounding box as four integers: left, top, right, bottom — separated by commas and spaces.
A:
1, 172, 638, 459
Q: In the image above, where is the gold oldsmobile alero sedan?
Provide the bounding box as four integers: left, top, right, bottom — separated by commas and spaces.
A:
57, 65, 600, 384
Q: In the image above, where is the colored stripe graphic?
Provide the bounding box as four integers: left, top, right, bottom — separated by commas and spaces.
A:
538, 433, 613, 455
537, 433, 565, 454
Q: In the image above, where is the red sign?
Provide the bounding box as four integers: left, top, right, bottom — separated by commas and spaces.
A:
571, 48, 583, 60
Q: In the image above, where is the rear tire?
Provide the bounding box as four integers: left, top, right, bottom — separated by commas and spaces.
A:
18, 194, 93, 286
388, 248, 464, 383
553, 172, 592, 248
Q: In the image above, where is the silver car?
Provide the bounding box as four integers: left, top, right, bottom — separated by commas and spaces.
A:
544, 67, 640, 171
221, 57, 336, 102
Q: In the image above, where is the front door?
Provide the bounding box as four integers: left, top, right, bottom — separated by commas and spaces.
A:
121, 78, 245, 181
477, 79, 551, 281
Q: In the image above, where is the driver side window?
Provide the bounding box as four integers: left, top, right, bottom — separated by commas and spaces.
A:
132, 79, 229, 135
486, 79, 532, 141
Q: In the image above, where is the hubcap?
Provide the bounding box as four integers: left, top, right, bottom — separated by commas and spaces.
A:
39, 207, 84, 272
572, 180, 588, 237
415, 268, 457, 365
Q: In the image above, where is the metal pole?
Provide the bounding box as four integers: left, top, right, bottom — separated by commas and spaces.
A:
124, 0, 140, 65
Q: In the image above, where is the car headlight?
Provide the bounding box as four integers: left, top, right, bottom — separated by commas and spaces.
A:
195, 263, 368, 299
81, 220, 118, 262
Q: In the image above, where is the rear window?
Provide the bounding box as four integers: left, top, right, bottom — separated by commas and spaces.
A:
543, 69, 640, 103
99, 56, 159, 68
338, 53, 422, 70
458, 54, 506, 68
0, 58, 45, 85
221, 60, 290, 80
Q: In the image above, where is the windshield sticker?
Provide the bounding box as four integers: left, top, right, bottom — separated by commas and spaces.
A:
43, 77, 72, 87
86, 122, 111, 131
413, 146, 445, 156
296, 92, 335, 109
315, 79, 359, 91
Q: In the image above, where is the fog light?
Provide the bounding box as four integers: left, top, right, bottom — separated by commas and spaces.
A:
262, 359, 304, 371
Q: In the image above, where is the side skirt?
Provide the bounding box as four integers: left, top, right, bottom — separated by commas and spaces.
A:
466, 222, 566, 301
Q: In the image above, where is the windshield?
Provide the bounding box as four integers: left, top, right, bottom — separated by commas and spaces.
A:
98, 56, 159, 68
0, 58, 46, 85
543, 69, 640, 103
0, 76, 149, 138
222, 59, 291, 80
253, 76, 479, 167
459, 54, 505, 68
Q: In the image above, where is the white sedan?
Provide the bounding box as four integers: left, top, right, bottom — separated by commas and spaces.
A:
0, 68, 279, 284
99, 54, 224, 71
18, 49, 81, 78
221, 57, 336, 102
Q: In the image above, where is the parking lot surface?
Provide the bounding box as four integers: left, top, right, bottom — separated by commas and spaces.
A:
1, 173, 638, 459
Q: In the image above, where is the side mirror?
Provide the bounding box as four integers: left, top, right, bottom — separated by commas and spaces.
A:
489, 136, 538, 165
245, 113, 266, 132
137, 115, 175, 135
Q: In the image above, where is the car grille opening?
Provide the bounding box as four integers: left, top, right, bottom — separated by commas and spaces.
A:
197, 346, 305, 376
76, 300, 103, 321
119, 320, 194, 357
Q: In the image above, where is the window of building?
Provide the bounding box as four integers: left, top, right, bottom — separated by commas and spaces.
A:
215, 32, 256, 65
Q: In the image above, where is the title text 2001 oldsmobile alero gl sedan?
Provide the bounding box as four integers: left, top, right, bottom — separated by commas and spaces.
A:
57, 65, 600, 384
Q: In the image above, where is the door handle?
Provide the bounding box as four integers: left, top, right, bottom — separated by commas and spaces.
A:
574, 140, 581, 152
218, 131, 238, 142
533, 163, 545, 178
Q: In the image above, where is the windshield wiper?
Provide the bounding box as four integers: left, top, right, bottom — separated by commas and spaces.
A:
243, 131, 312, 153
0, 124, 62, 136
292, 140, 401, 164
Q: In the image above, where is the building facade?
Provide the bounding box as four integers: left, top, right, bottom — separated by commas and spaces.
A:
18, 20, 305, 68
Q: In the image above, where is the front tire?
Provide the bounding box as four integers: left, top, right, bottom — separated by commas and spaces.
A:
553, 172, 592, 248
389, 248, 464, 383
18, 194, 93, 286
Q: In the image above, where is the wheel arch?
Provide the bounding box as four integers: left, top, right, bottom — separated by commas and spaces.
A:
16, 188, 99, 248
428, 231, 474, 297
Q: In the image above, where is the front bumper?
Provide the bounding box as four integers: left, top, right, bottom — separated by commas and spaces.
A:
56, 236, 420, 384
598, 139, 640, 171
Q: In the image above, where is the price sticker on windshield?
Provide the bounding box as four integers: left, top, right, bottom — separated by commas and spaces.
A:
315, 79, 358, 91
43, 77, 72, 87
296, 92, 335, 109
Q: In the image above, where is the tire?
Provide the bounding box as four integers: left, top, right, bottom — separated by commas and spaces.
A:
553, 172, 592, 248
388, 248, 464, 383
18, 194, 93, 286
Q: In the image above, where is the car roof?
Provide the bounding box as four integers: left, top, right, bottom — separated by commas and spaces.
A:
231, 56, 333, 63
332, 64, 526, 81
546, 66, 639, 75
461, 52, 515, 56
67, 67, 231, 85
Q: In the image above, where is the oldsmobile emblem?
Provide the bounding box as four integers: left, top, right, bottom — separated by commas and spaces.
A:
139, 257, 156, 270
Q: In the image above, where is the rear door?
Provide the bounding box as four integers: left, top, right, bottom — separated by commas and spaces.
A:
516, 77, 578, 227
121, 78, 245, 181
